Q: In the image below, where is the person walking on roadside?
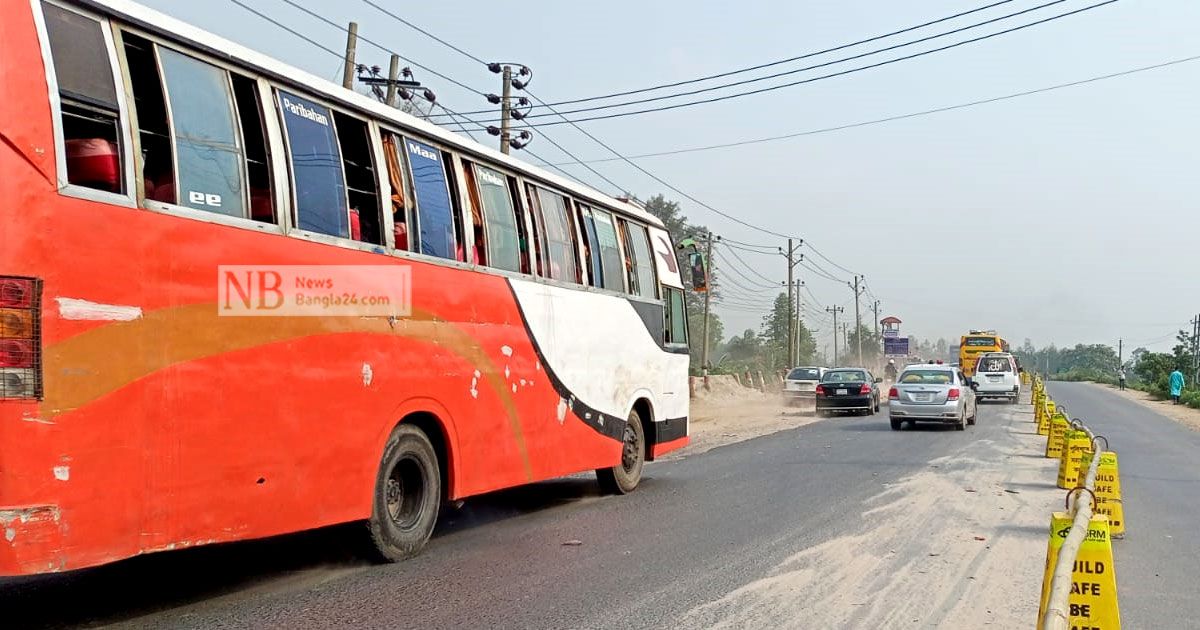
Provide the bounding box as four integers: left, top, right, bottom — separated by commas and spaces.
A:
1169, 368, 1185, 404
1118, 368, 1126, 391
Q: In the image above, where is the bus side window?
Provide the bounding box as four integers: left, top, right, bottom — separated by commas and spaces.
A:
460, 164, 486, 265
577, 204, 604, 287
231, 76, 274, 223
402, 137, 457, 260
156, 47, 248, 218
663, 287, 688, 347
525, 184, 546, 276
42, 2, 124, 194
122, 33, 174, 204
509, 178, 535, 275
380, 133, 413, 250
622, 220, 658, 299
332, 112, 382, 244
589, 208, 625, 292
278, 90, 346, 236
532, 187, 578, 283
467, 163, 522, 273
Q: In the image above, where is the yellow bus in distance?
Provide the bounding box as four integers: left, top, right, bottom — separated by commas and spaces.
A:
959, 331, 1009, 377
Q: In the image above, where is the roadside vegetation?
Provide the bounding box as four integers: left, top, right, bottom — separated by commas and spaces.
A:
1014, 334, 1200, 410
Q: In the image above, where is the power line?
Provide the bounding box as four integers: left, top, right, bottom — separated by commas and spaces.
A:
804, 241, 859, 276
346, 0, 806, 240
548, 53, 1200, 166
357, 0, 489, 65
435, 0, 1021, 117
463, 0, 1073, 123
710, 249, 777, 291
716, 247, 783, 287
274, 0, 487, 96
486, 0, 1120, 128
227, 0, 345, 59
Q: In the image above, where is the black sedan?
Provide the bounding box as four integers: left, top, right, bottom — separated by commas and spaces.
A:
815, 368, 882, 417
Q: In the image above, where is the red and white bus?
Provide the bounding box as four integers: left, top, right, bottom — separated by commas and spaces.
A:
0, 0, 691, 576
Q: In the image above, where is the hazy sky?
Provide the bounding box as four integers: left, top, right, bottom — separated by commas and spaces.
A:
137, 0, 1199, 353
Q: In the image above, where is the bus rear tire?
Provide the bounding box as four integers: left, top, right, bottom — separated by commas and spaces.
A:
366, 424, 441, 562
597, 410, 646, 495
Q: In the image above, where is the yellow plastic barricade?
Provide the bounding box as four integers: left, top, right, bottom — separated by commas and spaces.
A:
1038, 511, 1121, 629
1079, 449, 1126, 538
1057, 429, 1092, 489
1045, 411, 1069, 458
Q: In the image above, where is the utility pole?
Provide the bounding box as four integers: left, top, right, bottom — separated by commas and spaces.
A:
341, 22, 358, 90
499, 65, 513, 154
826, 306, 844, 366
1117, 338, 1123, 369
793, 279, 803, 365
779, 240, 802, 367
785, 238, 794, 368
850, 275, 864, 366
384, 54, 400, 107
872, 300, 881, 338
1192, 314, 1200, 385
701, 232, 713, 388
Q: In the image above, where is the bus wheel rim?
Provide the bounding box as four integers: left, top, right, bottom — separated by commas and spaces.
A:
386, 455, 426, 530
621, 424, 639, 472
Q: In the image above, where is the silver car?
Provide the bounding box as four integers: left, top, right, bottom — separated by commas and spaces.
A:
888, 365, 977, 431
783, 366, 826, 406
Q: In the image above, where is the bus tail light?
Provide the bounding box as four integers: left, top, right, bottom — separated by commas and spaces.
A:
0, 276, 42, 399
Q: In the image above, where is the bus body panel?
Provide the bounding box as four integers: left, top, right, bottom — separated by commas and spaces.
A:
0, 0, 688, 576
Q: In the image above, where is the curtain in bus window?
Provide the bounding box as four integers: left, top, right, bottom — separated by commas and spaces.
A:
625, 222, 657, 299
535, 189, 577, 282
473, 165, 520, 272
158, 48, 246, 218
579, 206, 604, 286
278, 90, 347, 237
590, 209, 624, 292
403, 138, 455, 260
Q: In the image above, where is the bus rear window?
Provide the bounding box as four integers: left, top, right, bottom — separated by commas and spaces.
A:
978, 357, 1012, 373
964, 337, 997, 347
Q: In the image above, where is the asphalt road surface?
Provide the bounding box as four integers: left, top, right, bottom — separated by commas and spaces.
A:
1044, 381, 1200, 629
4, 386, 1187, 628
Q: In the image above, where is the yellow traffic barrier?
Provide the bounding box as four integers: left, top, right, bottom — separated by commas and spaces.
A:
1079, 447, 1126, 538
1038, 508, 1121, 629
1038, 399, 1057, 436
1057, 429, 1092, 489
1034, 391, 1046, 427
1045, 411, 1069, 458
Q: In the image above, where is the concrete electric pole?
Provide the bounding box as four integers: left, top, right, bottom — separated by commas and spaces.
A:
341, 22, 358, 90
701, 233, 713, 387
826, 306, 844, 366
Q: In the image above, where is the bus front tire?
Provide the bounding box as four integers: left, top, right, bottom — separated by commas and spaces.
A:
597, 410, 646, 495
367, 424, 441, 562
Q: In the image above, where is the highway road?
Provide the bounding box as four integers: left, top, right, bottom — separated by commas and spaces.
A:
1045, 381, 1200, 629
4, 385, 1191, 628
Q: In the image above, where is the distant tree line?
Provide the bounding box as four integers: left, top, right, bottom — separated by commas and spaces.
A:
1014, 330, 1199, 409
